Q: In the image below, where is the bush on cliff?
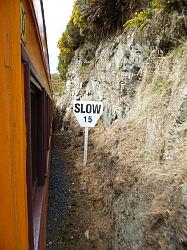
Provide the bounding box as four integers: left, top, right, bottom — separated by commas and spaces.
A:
57, 0, 187, 80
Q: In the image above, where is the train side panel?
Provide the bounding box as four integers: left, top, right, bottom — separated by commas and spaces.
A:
0, 1, 29, 249
0, 0, 53, 249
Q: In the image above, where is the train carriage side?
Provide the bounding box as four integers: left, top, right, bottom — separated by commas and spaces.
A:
0, 1, 53, 249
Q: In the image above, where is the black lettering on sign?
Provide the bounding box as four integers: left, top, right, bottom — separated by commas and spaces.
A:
88, 116, 92, 122
93, 104, 101, 114
74, 103, 80, 113
81, 104, 85, 113
84, 116, 93, 123
75, 103, 102, 114
86, 104, 92, 113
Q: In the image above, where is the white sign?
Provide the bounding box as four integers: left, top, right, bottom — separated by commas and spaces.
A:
73, 100, 103, 166
73, 101, 103, 128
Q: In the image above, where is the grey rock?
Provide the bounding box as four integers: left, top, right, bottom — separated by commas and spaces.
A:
62, 32, 148, 127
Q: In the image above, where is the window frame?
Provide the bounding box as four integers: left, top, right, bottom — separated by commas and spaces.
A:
22, 47, 53, 250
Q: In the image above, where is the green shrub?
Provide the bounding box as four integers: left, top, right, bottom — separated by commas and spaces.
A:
124, 9, 153, 28
52, 83, 64, 97
57, 50, 74, 80
57, 17, 83, 80
72, 3, 88, 30
51, 74, 64, 97
153, 79, 172, 93
57, 0, 129, 80
124, 0, 178, 29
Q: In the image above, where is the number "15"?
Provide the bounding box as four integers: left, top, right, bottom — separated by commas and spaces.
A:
84, 116, 92, 123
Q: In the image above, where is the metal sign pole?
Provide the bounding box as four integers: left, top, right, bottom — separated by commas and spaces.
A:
83, 127, 89, 166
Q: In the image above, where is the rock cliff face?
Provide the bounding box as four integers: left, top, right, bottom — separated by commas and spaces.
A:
60, 9, 187, 250
64, 30, 149, 127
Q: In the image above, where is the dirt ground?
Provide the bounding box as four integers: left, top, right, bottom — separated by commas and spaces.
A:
55, 122, 114, 250
46, 132, 96, 250
47, 98, 187, 250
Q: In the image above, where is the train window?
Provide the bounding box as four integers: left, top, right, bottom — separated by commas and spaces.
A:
30, 81, 50, 193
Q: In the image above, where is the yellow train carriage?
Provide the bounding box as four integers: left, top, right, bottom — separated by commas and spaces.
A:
0, 0, 53, 249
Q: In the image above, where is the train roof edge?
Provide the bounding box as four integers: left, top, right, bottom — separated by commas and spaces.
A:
29, 0, 51, 84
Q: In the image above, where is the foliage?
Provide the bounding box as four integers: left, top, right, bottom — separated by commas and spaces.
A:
52, 83, 64, 97
57, 0, 124, 80
124, 0, 178, 29
72, 3, 88, 31
125, 9, 153, 28
69, 0, 123, 38
153, 79, 172, 93
57, 49, 74, 80
51, 74, 64, 97
51, 73, 59, 81
57, 0, 186, 80
57, 17, 83, 80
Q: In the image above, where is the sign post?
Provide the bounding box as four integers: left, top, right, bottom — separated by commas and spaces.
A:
84, 127, 89, 166
73, 101, 103, 166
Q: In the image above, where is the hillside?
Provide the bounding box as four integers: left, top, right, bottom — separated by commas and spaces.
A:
55, 0, 187, 249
